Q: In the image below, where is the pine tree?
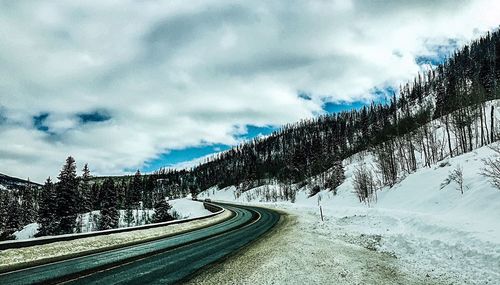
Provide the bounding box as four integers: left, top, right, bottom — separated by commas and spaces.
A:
124, 207, 134, 227
20, 181, 36, 226
0, 191, 10, 240
124, 182, 134, 227
37, 177, 58, 237
131, 170, 143, 223
3, 196, 21, 240
325, 160, 345, 194
143, 175, 155, 209
152, 196, 174, 223
131, 170, 142, 209
79, 164, 92, 213
55, 156, 79, 234
98, 178, 119, 230
91, 183, 101, 210
117, 179, 127, 210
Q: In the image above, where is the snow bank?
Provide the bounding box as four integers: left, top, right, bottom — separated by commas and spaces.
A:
13, 223, 39, 240
170, 198, 212, 219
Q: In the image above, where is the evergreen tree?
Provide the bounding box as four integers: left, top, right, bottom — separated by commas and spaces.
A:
79, 164, 92, 213
117, 179, 127, 210
131, 170, 142, 209
124, 182, 134, 227
152, 195, 174, 223
0, 191, 10, 240
325, 161, 345, 194
143, 175, 155, 209
90, 183, 101, 210
98, 178, 119, 230
130, 170, 143, 223
20, 181, 36, 225
37, 177, 58, 236
3, 196, 21, 240
55, 156, 79, 234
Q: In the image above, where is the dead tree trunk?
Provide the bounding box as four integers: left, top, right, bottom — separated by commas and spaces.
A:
492, 105, 495, 143
480, 103, 485, 146
445, 115, 453, 157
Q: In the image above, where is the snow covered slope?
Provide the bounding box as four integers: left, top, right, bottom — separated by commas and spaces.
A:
199, 144, 500, 284
0, 173, 41, 190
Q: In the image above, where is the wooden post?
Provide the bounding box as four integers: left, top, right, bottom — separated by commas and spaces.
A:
319, 205, 324, 222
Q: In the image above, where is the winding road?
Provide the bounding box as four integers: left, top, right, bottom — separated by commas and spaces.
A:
0, 203, 280, 285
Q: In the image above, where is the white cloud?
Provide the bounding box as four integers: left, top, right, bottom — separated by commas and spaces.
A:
1, 0, 499, 181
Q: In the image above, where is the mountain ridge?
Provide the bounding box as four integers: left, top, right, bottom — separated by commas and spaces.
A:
0, 173, 41, 190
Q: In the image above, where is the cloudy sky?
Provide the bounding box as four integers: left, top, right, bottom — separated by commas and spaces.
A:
1, 0, 500, 182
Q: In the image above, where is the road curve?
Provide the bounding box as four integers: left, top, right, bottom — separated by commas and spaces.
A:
0, 203, 280, 285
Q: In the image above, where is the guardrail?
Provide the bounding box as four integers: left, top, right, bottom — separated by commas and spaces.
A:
0, 202, 224, 250
203, 201, 222, 213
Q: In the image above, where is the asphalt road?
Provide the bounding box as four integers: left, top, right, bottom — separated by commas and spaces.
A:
0, 203, 280, 285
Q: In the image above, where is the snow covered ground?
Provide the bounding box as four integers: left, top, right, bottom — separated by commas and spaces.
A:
13, 198, 211, 240
12, 223, 39, 241
197, 144, 500, 284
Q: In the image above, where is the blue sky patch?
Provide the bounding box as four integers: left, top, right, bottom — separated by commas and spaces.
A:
323, 86, 393, 114
33, 113, 50, 132
298, 92, 312, 100
78, 110, 111, 124
142, 125, 277, 172
370, 86, 396, 103
323, 101, 367, 113
416, 38, 459, 66
237, 125, 277, 139
416, 55, 445, 66
142, 143, 231, 172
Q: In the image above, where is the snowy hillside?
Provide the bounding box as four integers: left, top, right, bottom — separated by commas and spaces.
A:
199, 144, 500, 284
0, 173, 41, 190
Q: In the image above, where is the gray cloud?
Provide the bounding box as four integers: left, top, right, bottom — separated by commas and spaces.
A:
0, 0, 499, 181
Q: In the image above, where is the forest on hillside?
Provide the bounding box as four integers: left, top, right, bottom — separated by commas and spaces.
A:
1, 30, 500, 240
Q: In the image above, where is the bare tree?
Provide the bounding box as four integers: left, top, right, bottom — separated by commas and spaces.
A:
352, 165, 377, 205
440, 165, 466, 194
481, 144, 500, 190
373, 140, 398, 187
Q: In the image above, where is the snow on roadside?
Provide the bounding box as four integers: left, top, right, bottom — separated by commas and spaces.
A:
13, 223, 39, 240
170, 198, 212, 219
198, 143, 500, 284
